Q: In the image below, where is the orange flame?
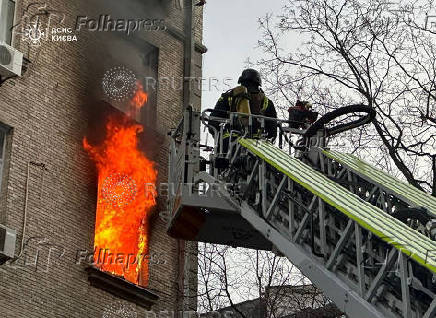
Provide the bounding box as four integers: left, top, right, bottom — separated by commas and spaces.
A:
131, 81, 148, 109
83, 114, 157, 286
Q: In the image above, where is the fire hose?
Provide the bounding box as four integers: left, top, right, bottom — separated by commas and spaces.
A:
304, 104, 376, 138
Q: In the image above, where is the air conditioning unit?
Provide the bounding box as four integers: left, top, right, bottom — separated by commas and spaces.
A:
0, 41, 23, 77
0, 224, 16, 264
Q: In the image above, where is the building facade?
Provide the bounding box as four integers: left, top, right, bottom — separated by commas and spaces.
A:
0, 0, 205, 316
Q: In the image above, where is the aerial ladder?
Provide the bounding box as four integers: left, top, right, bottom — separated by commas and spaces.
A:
166, 105, 436, 318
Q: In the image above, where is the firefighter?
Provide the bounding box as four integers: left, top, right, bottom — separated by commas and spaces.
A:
288, 100, 318, 129
208, 69, 277, 152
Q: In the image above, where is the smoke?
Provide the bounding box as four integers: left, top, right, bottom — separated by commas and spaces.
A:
79, 0, 167, 117
78, 0, 169, 167
90, 0, 173, 19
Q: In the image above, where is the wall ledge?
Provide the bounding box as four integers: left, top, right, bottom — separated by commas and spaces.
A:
86, 266, 159, 310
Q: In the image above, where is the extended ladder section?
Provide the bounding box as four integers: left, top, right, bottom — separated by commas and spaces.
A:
167, 108, 436, 318
321, 149, 436, 218
235, 139, 435, 318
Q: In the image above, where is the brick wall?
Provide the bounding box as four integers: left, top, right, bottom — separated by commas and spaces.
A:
0, 0, 204, 317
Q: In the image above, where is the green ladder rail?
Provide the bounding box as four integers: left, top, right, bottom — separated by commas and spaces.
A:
322, 150, 436, 217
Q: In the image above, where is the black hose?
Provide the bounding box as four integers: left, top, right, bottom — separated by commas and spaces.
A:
304, 104, 376, 138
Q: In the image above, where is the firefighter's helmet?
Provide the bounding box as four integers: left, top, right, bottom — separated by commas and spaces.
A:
238, 69, 262, 87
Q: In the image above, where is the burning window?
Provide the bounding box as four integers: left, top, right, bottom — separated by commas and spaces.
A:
97, 39, 159, 129
81, 33, 160, 288
83, 84, 158, 286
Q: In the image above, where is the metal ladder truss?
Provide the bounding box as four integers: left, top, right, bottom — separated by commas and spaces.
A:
317, 149, 436, 219
167, 108, 436, 318
225, 138, 436, 318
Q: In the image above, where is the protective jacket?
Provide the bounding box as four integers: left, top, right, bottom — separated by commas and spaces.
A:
209, 86, 277, 139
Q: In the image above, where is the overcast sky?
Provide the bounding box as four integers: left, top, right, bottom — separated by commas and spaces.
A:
199, 3, 309, 301
201, 0, 286, 110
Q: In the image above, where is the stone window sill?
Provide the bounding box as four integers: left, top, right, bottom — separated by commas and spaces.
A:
86, 266, 159, 310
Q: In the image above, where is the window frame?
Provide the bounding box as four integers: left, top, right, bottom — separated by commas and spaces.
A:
0, 0, 17, 45
0, 123, 11, 224
0, 124, 9, 195
7, 0, 17, 46
140, 46, 159, 129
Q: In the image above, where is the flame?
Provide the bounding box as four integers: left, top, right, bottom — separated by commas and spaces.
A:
83, 113, 157, 286
131, 81, 148, 109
